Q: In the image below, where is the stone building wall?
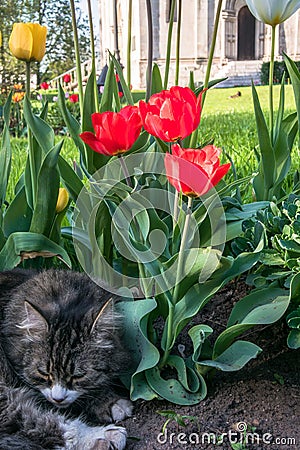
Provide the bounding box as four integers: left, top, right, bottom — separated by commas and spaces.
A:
97, 0, 300, 89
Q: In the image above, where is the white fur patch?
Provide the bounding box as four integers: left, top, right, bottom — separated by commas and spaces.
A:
62, 419, 127, 450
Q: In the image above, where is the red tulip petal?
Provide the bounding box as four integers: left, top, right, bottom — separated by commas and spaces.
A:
210, 163, 231, 187
79, 132, 112, 155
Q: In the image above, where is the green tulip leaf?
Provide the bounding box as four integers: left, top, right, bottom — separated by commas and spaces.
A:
251, 83, 275, 199
82, 69, 107, 173
200, 340, 262, 372
3, 186, 32, 237
30, 141, 63, 237
0, 92, 12, 208
23, 95, 55, 154
151, 63, 163, 95
145, 363, 207, 405
227, 286, 290, 327
116, 298, 160, 401
283, 52, 300, 146
212, 323, 253, 359
188, 324, 214, 362
108, 51, 134, 106
287, 330, 300, 349
57, 84, 85, 156
0, 231, 71, 270
100, 59, 115, 113
58, 155, 84, 202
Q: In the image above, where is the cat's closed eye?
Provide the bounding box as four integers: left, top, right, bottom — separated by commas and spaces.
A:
71, 372, 86, 381
36, 368, 51, 381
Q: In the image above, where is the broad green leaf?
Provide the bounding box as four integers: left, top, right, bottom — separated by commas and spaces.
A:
82, 69, 97, 132
166, 355, 201, 393
290, 272, 300, 304
188, 324, 213, 362
151, 63, 163, 95
3, 186, 32, 237
100, 59, 115, 112
162, 248, 263, 351
200, 340, 262, 371
162, 248, 222, 302
251, 83, 275, 198
212, 323, 253, 359
274, 75, 285, 143
23, 95, 55, 153
57, 84, 85, 156
58, 155, 84, 202
81, 69, 107, 173
0, 92, 12, 207
282, 112, 298, 150
225, 201, 269, 221
283, 52, 300, 146
0, 231, 71, 270
145, 364, 207, 405
287, 329, 300, 349
108, 51, 134, 105
30, 141, 62, 237
227, 286, 289, 327
116, 299, 160, 401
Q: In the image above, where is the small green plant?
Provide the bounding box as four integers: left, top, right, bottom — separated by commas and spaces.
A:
232, 194, 300, 349
157, 410, 197, 433
273, 373, 285, 385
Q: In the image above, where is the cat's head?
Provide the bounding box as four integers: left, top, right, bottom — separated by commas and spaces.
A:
9, 296, 127, 408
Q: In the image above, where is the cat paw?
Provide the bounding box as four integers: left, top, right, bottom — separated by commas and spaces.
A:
111, 398, 133, 422
89, 425, 127, 450
63, 420, 127, 450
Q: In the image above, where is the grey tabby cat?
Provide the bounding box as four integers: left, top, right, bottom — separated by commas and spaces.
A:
0, 269, 133, 450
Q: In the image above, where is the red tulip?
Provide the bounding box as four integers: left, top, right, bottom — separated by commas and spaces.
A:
40, 81, 49, 90
139, 86, 203, 142
69, 93, 79, 103
63, 73, 71, 83
79, 105, 142, 156
165, 144, 231, 197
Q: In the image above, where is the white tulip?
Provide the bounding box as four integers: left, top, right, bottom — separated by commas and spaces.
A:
246, 0, 300, 26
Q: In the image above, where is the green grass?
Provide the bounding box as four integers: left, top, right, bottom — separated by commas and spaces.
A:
5, 85, 300, 203
204, 84, 296, 114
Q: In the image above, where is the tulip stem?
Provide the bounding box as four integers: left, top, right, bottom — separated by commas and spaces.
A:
69, 0, 84, 119
175, 0, 182, 85
172, 190, 179, 227
164, 0, 176, 89
173, 196, 193, 304
25, 62, 31, 99
202, 0, 222, 106
118, 155, 133, 188
127, 0, 133, 88
87, 0, 99, 113
269, 25, 276, 143
25, 61, 36, 207
145, 0, 153, 101
189, 0, 222, 149
160, 196, 193, 368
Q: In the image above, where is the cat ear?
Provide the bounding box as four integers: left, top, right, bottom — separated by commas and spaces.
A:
90, 298, 119, 334
17, 301, 48, 341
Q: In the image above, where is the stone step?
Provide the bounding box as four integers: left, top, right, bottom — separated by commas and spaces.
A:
217, 74, 261, 87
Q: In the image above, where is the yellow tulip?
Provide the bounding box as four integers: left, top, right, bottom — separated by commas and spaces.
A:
9, 22, 47, 62
0, 31, 2, 48
56, 188, 69, 213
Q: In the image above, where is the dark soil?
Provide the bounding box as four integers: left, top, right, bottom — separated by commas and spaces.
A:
121, 281, 300, 450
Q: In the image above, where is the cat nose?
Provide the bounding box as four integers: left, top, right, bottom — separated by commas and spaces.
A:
51, 385, 67, 403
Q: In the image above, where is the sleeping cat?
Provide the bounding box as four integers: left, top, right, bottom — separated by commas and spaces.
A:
0, 269, 133, 450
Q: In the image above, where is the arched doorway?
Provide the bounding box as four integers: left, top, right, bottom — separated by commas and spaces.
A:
238, 6, 255, 60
